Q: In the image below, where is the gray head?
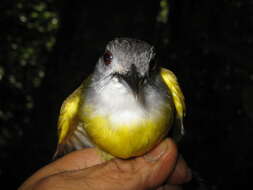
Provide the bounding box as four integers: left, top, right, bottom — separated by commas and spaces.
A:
95, 38, 155, 76
93, 38, 157, 95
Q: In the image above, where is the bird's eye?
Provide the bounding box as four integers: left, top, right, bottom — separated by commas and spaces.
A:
103, 51, 113, 65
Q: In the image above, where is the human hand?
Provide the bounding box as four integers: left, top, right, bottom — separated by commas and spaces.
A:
18, 138, 191, 190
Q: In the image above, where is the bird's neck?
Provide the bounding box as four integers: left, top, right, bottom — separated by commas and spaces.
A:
83, 78, 168, 125
88, 79, 145, 124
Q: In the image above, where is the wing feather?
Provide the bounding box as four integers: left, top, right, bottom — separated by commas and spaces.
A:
160, 68, 186, 141
54, 81, 93, 159
57, 86, 82, 144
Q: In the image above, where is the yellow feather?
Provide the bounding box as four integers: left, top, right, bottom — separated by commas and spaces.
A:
160, 68, 186, 119
57, 86, 82, 143
81, 105, 173, 159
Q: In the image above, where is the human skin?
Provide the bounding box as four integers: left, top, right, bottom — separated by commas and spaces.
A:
18, 138, 191, 190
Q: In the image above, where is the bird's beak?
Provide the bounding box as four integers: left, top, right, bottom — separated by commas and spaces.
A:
120, 64, 145, 100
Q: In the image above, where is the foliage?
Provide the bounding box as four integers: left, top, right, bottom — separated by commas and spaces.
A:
0, 1, 58, 188
0, 0, 58, 147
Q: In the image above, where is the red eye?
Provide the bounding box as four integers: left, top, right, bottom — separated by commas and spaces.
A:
103, 51, 113, 65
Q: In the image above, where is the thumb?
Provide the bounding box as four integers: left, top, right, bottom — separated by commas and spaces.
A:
74, 138, 178, 190
134, 138, 179, 189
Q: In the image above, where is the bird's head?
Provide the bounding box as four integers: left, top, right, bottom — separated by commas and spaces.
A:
93, 38, 158, 97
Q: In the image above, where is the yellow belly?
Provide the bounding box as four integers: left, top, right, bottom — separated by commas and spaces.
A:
81, 106, 173, 159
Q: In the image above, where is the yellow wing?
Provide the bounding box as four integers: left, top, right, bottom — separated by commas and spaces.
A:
54, 77, 94, 159
160, 68, 186, 141
57, 86, 83, 144
53, 85, 83, 158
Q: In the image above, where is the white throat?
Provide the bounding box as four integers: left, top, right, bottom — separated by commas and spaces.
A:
93, 78, 146, 124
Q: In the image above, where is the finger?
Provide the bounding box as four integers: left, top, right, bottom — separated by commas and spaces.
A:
140, 138, 179, 189
18, 148, 103, 190
52, 148, 104, 171
167, 155, 192, 184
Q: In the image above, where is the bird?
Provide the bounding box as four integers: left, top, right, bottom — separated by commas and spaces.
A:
54, 38, 185, 160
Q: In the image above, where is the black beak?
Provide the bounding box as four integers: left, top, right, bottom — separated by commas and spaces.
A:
116, 64, 146, 99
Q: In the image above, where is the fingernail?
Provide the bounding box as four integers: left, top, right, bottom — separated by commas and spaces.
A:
144, 139, 169, 162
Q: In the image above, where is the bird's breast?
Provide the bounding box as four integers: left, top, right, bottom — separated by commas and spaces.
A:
80, 80, 174, 158
81, 106, 173, 159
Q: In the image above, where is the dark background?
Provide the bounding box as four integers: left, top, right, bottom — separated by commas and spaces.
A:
0, 0, 252, 189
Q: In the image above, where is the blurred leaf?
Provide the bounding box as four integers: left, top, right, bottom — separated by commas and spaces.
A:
157, 0, 169, 24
